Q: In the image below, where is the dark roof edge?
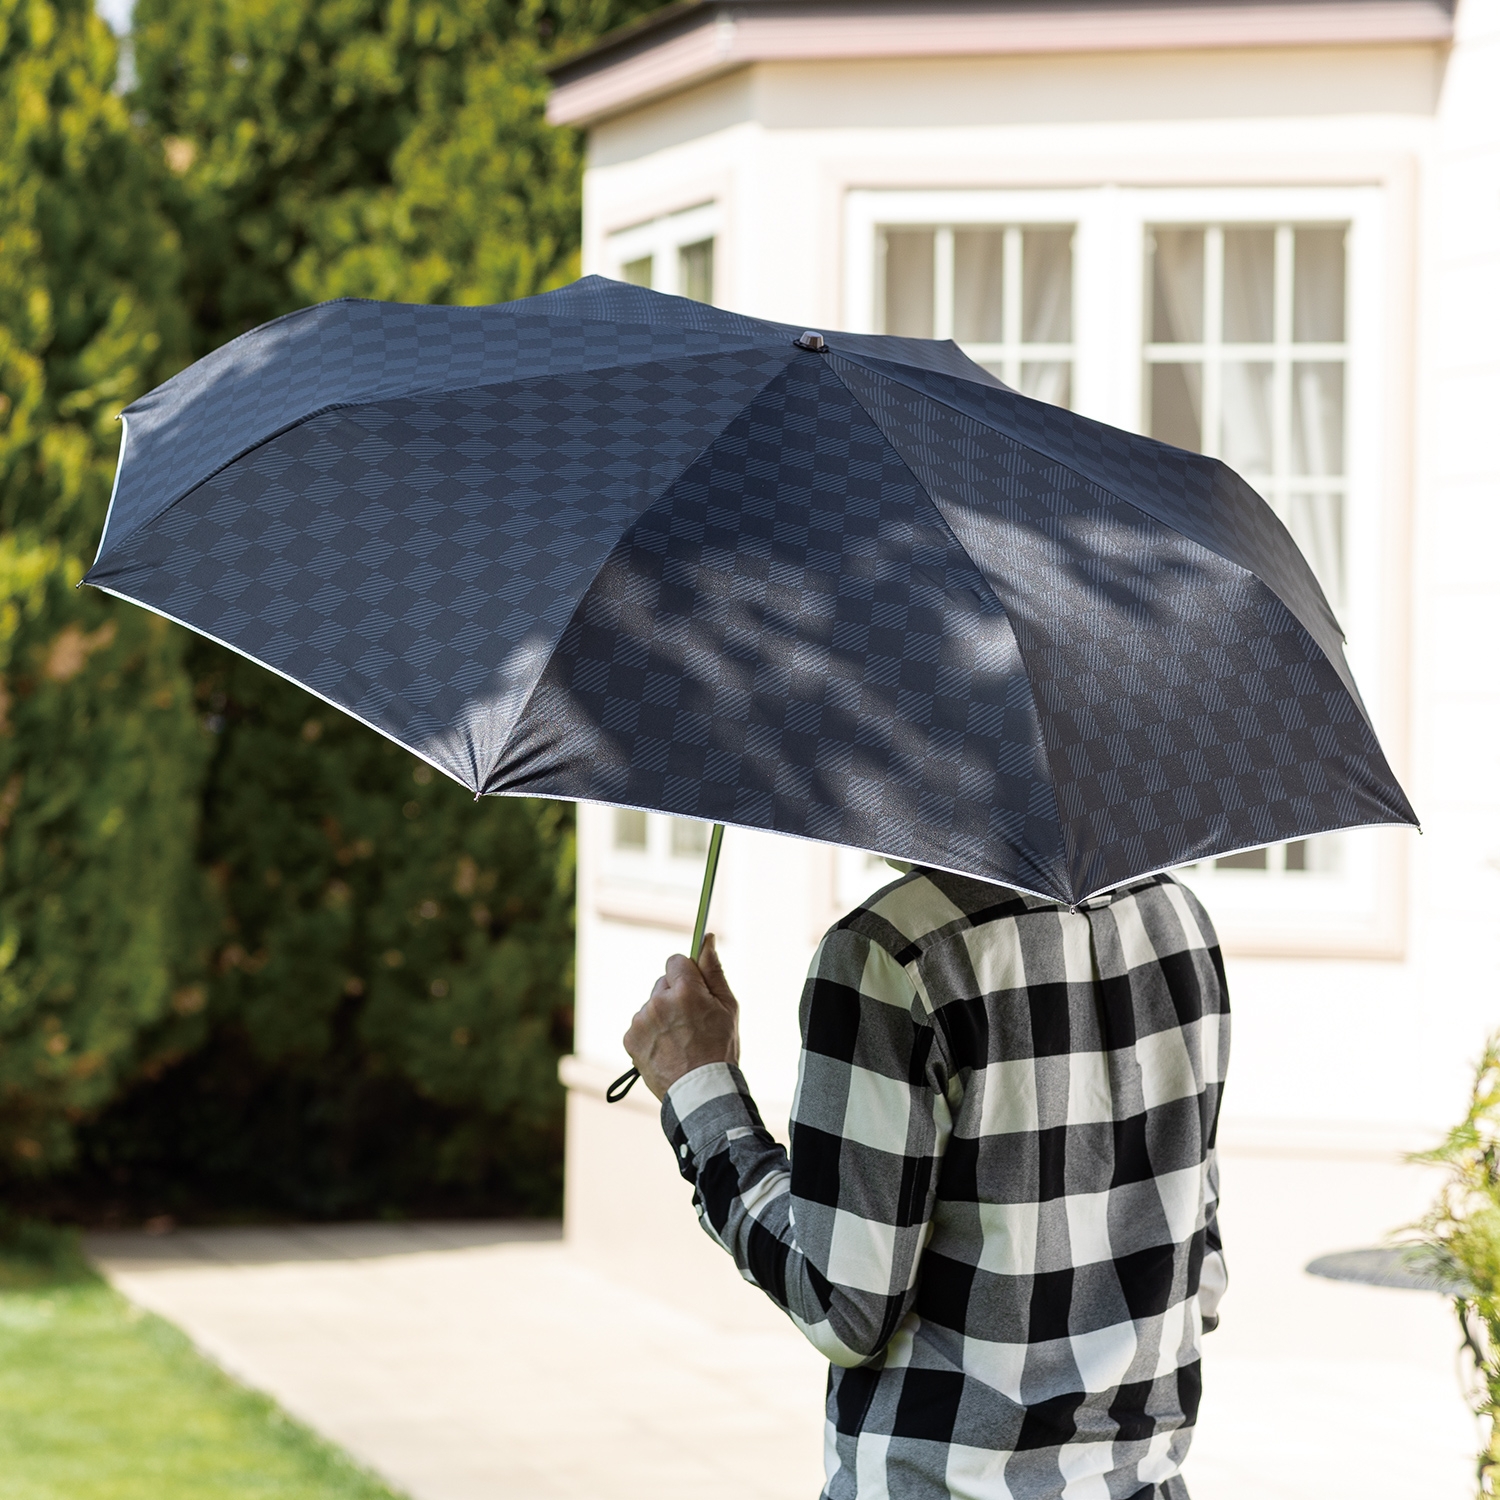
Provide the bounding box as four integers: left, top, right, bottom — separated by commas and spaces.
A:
546, 2, 713, 83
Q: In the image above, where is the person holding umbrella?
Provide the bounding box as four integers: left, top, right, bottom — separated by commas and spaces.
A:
87, 277, 1414, 1499
626, 873, 1226, 1499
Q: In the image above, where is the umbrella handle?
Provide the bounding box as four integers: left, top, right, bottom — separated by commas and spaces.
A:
606, 822, 725, 1105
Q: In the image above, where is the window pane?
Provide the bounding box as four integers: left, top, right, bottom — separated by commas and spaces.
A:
881, 229, 934, 337
1294, 228, 1346, 342
1292, 362, 1345, 475
953, 230, 1005, 343
1223, 228, 1274, 343
1149, 363, 1202, 451
1221, 361, 1274, 475
1150, 229, 1204, 343
1300, 834, 1342, 874
1022, 229, 1072, 343
621, 256, 653, 289
613, 808, 647, 850
678, 239, 714, 303
1285, 492, 1344, 609
1020, 361, 1071, 408
670, 818, 709, 858
1217, 848, 1268, 870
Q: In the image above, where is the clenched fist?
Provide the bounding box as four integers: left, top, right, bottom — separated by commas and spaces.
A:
623, 933, 740, 1101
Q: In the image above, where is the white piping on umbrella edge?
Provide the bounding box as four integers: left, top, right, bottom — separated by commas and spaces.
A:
58, 593, 1080, 903
93, 413, 130, 567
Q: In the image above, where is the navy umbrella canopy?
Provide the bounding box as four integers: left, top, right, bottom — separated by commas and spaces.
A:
85, 276, 1415, 905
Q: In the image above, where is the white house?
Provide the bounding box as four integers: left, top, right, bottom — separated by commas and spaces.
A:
548, 1, 1496, 1487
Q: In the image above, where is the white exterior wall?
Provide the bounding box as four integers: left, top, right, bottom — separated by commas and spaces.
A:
1410, 0, 1500, 1148
563, 19, 1500, 1329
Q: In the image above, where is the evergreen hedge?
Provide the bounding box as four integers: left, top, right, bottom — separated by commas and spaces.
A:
1, 0, 668, 1220
0, 0, 208, 1176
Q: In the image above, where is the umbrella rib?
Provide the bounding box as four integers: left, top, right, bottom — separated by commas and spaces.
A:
98, 340, 798, 563
97, 397, 401, 562
821, 357, 1079, 905
828, 350, 1344, 653
472, 352, 801, 799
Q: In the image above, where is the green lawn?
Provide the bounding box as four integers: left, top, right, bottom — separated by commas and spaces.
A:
0, 1225, 405, 1500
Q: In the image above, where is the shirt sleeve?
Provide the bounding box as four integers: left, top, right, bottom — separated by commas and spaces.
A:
1199, 1145, 1228, 1332
661, 924, 954, 1367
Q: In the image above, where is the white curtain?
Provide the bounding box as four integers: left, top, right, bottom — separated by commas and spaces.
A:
1222, 228, 1274, 342
1150, 229, 1203, 344
1020, 362, 1071, 407
881, 230, 935, 338
1221, 362, 1273, 476
954, 230, 1005, 344
1294, 228, 1346, 342
1021, 230, 1072, 344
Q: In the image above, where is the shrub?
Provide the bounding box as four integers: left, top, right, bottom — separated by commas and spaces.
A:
1407, 1032, 1500, 1494
3, 0, 669, 1221
0, 0, 208, 1177
48, 649, 577, 1220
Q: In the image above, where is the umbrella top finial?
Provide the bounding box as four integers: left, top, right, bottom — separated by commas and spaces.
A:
794, 331, 827, 352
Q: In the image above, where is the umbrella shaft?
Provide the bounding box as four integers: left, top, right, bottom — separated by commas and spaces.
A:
607, 822, 725, 1104
689, 823, 725, 962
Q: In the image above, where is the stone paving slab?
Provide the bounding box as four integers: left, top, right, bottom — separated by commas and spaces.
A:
87, 1149, 1476, 1500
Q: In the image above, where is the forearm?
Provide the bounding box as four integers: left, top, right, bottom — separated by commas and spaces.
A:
663, 1063, 913, 1366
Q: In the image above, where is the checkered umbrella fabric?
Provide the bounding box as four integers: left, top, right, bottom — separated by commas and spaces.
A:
84, 276, 1415, 904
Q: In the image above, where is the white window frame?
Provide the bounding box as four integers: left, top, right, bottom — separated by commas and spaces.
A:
846, 186, 1404, 958
604, 201, 720, 299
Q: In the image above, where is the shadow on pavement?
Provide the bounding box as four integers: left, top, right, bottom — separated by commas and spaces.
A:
85, 1221, 562, 1271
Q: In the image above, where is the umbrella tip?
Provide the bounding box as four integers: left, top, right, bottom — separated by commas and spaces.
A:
794, 331, 827, 352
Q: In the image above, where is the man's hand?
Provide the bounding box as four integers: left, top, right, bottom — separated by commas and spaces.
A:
623, 934, 739, 1101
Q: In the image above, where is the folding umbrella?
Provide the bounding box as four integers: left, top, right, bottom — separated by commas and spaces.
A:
84, 274, 1415, 930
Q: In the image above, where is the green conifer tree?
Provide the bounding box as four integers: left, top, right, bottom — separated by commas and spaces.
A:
131, 0, 665, 349
54, 0, 667, 1218
0, 0, 208, 1174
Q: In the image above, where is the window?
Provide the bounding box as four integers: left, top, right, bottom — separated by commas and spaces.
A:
677, 239, 714, 304
1144, 223, 1351, 882
876, 224, 1075, 405
588, 804, 717, 947
620, 256, 653, 288
612, 807, 647, 850
606, 203, 719, 303
610, 809, 712, 864
669, 817, 710, 858
846, 186, 1401, 956
1145, 224, 1348, 611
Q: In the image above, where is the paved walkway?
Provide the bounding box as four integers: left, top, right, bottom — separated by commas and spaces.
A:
89, 1222, 827, 1500
88, 1149, 1475, 1499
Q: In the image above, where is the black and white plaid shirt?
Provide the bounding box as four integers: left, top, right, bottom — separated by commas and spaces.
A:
662, 869, 1229, 1500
